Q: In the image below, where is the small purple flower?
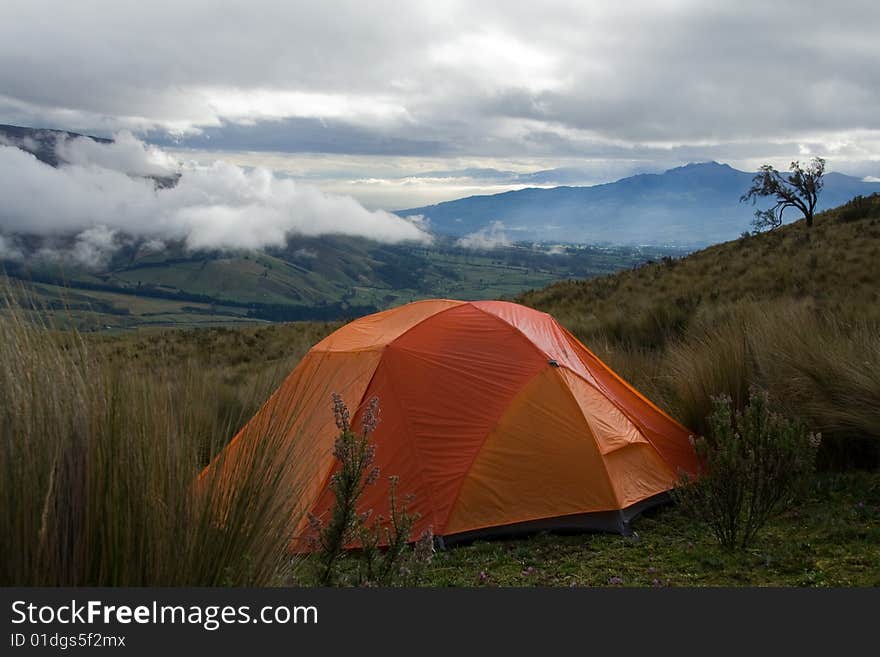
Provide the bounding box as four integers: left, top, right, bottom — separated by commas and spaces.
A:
331, 392, 350, 432
414, 529, 435, 564
362, 443, 376, 466
652, 578, 662, 587
609, 575, 623, 586
478, 570, 489, 583
364, 465, 380, 486
647, 566, 656, 574
361, 396, 380, 436
521, 566, 536, 576
306, 512, 322, 531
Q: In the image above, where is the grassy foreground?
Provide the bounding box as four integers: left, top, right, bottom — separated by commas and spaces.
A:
4, 286, 878, 586
423, 472, 880, 587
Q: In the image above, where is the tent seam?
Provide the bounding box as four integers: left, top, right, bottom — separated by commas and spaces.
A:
442, 304, 570, 529
443, 364, 551, 532
469, 302, 562, 366
385, 300, 466, 349
556, 362, 681, 478
312, 299, 465, 354
551, 366, 627, 509
556, 323, 693, 435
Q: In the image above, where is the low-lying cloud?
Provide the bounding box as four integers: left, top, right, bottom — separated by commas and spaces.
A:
57, 130, 179, 177
0, 133, 431, 267
0, 234, 23, 261
456, 221, 511, 250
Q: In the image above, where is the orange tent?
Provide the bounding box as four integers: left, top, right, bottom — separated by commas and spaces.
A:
208, 299, 699, 547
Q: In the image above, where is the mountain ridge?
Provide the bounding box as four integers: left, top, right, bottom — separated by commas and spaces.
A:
398, 161, 880, 246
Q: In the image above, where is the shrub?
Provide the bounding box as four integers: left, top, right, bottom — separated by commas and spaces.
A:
674, 389, 821, 549
308, 394, 382, 585
836, 193, 880, 223
307, 394, 434, 587
357, 476, 435, 587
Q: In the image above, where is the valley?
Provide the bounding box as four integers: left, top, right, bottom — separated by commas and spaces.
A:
3, 234, 684, 329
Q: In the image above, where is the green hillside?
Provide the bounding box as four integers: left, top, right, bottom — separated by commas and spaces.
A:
520, 193, 880, 340
520, 194, 880, 466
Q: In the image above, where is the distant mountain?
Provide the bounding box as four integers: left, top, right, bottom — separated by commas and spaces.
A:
397, 162, 880, 246
404, 166, 599, 185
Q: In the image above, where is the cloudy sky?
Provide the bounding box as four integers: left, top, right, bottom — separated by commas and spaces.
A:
2, 0, 879, 210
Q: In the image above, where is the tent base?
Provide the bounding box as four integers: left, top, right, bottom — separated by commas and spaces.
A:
436, 492, 671, 549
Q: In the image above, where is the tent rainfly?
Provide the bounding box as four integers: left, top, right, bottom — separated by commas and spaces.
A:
205, 299, 700, 548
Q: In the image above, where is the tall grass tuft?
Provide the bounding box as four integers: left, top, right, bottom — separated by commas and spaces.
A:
600, 301, 880, 467
654, 304, 763, 435
0, 290, 307, 586
756, 307, 880, 468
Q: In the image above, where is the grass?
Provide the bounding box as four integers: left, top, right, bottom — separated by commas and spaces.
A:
617, 303, 880, 460
422, 472, 880, 587
0, 292, 312, 586
91, 322, 339, 429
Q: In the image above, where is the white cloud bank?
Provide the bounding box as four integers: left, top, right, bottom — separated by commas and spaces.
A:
56, 130, 179, 176
456, 221, 511, 250
0, 133, 431, 266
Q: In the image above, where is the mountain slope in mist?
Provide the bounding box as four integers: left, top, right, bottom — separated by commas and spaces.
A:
0, 124, 430, 259
399, 162, 880, 246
